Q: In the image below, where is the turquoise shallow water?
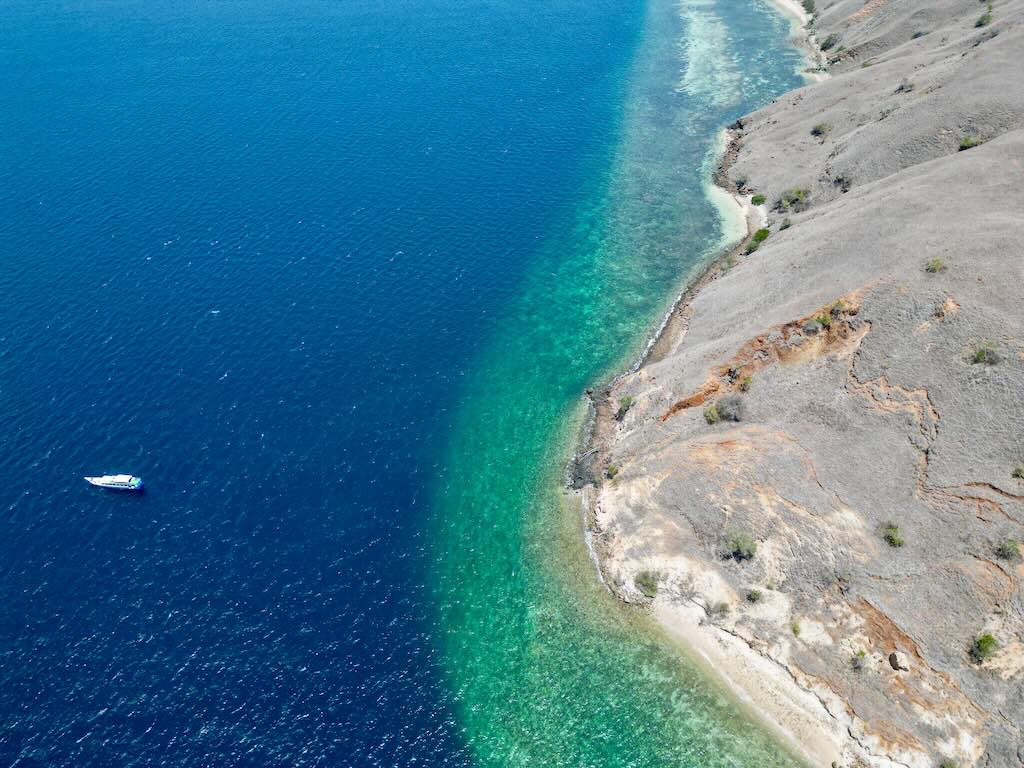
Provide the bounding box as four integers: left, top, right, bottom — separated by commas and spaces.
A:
1, 0, 802, 764
435, 0, 805, 764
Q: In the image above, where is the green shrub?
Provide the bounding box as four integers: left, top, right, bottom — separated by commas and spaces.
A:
739, 375, 752, 392
606, 464, 620, 480
791, 622, 801, 637
924, 258, 946, 273
814, 313, 832, 330
970, 633, 999, 663
715, 394, 744, 422
746, 229, 769, 254
820, 33, 841, 50
780, 217, 792, 230
895, 79, 915, 94
850, 649, 867, 670
802, 0, 816, 13
746, 589, 763, 603
1012, 467, 1024, 480
970, 341, 1000, 365
636, 571, 659, 598
911, 30, 926, 39
811, 122, 831, 138
959, 135, 984, 150
883, 523, 904, 548
615, 395, 635, 421
975, 12, 992, 26
995, 539, 1021, 560
939, 760, 959, 768
704, 404, 720, 424
725, 530, 757, 561
777, 188, 810, 212
751, 194, 766, 206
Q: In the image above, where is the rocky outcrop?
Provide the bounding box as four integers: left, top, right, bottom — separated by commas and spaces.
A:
580, 0, 1024, 765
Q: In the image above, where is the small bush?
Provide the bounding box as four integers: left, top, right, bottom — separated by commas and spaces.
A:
751, 194, 766, 206
715, 395, 744, 422
911, 30, 926, 39
615, 395, 635, 421
791, 622, 801, 637
746, 589, 763, 603
970, 341, 1000, 365
704, 404, 720, 424
850, 649, 867, 671
1012, 467, 1024, 480
802, 0, 816, 13
995, 539, 1021, 560
739, 375, 752, 392
780, 217, 792, 230
959, 136, 984, 150
777, 188, 810, 212
811, 122, 831, 138
975, 12, 992, 26
939, 761, 959, 768
606, 464, 619, 480
924, 258, 946, 273
814, 313, 832, 330
970, 633, 999, 663
883, 523, 904, 548
635, 571, 659, 599
820, 33, 841, 50
895, 79, 915, 94
745, 230, 769, 255
708, 601, 731, 618
725, 530, 757, 561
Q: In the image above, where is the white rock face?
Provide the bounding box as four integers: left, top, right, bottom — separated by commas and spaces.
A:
889, 651, 910, 672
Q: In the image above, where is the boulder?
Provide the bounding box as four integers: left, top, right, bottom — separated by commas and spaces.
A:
889, 651, 910, 672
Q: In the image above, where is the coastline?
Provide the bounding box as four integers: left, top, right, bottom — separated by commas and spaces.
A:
571, 0, 1024, 760
571, 126, 849, 768
569, 3, 860, 764
762, 0, 828, 82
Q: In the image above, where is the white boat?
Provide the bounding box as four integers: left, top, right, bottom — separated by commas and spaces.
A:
84, 474, 144, 491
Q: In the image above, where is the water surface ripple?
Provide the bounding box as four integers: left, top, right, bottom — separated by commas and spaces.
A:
0, 0, 801, 765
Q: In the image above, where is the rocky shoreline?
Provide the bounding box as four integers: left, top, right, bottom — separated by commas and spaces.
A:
572, 0, 1024, 765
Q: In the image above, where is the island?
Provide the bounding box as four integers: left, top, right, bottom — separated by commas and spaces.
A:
575, 0, 1024, 764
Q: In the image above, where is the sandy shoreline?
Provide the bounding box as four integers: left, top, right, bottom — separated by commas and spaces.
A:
572, 0, 1024, 757
570, 130, 852, 767
652, 600, 847, 767
566, 6, 859, 765
763, 0, 829, 82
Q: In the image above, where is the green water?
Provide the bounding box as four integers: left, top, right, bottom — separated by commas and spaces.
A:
436, 0, 807, 764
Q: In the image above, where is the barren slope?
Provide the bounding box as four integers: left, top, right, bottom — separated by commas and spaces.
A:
584, 0, 1024, 765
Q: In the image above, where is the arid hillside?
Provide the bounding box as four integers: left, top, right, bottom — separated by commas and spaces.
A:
581, 0, 1024, 764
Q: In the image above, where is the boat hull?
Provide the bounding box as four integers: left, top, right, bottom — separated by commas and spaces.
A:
84, 476, 144, 491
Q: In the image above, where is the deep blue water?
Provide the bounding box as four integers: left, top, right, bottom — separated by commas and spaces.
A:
0, 1, 646, 764
0, 0, 805, 765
